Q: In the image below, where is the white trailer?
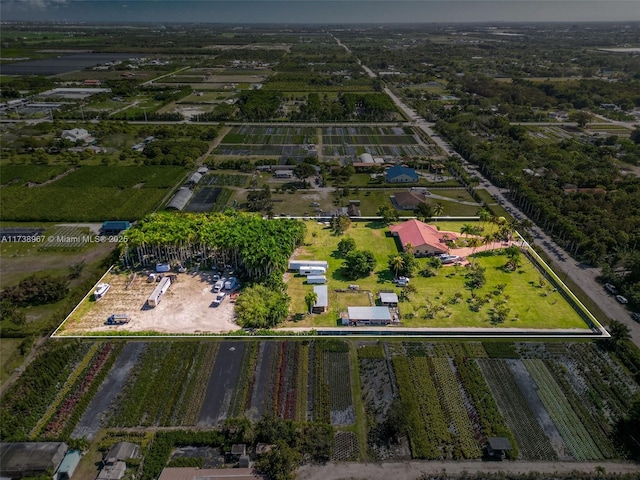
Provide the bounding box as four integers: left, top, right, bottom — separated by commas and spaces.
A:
300, 266, 326, 276
147, 276, 171, 307
306, 275, 327, 284
288, 259, 328, 271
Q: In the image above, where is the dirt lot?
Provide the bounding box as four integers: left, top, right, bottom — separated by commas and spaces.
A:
58, 269, 240, 335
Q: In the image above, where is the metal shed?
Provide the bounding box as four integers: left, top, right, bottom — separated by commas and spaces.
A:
166, 187, 193, 211
313, 285, 328, 313
379, 292, 399, 306
346, 306, 391, 326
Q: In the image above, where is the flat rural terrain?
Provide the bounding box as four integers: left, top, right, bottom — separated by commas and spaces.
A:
58, 270, 238, 335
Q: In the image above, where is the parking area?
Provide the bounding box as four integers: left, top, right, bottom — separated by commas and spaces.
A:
58, 269, 239, 335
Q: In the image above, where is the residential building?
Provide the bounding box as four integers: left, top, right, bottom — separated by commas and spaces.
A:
389, 219, 459, 255
386, 165, 418, 183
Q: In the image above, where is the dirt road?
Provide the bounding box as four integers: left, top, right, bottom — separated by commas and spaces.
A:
298, 460, 640, 480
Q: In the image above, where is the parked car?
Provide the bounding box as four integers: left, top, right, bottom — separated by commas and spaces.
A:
395, 276, 410, 286
630, 312, 640, 323
615, 295, 628, 304
212, 292, 226, 307
604, 283, 618, 295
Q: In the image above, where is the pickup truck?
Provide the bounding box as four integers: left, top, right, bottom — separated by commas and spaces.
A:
106, 314, 130, 325
212, 292, 226, 307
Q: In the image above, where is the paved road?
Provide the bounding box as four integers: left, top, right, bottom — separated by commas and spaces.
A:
298, 460, 640, 480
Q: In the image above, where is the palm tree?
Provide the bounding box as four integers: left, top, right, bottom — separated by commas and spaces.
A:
432, 203, 444, 222
467, 237, 482, 264
460, 223, 474, 239
404, 242, 415, 256
305, 291, 318, 314
477, 208, 491, 229
390, 255, 405, 279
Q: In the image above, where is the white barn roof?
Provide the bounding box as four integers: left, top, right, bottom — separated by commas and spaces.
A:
379, 292, 399, 304
347, 306, 391, 321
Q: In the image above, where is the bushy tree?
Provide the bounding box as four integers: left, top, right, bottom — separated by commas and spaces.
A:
256, 442, 301, 480
343, 250, 377, 279
337, 237, 356, 256
235, 285, 290, 328
377, 204, 398, 225
331, 213, 351, 235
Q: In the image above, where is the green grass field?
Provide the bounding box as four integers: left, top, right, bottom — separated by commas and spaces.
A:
284, 221, 588, 330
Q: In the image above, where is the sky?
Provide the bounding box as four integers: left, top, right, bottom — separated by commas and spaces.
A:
1, 0, 640, 24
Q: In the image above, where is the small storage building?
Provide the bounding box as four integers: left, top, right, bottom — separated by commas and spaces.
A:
55, 450, 82, 480
101, 221, 130, 235
487, 437, 512, 459
379, 292, 399, 307
312, 285, 328, 313
306, 275, 326, 284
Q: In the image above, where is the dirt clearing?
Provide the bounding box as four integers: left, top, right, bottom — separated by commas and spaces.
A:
57, 269, 240, 336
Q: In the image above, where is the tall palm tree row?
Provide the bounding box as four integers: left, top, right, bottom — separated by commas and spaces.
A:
120, 212, 306, 282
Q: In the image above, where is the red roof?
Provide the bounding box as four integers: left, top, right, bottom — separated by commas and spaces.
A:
389, 219, 458, 252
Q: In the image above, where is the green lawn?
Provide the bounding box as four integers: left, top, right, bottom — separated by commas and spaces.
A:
284, 221, 589, 330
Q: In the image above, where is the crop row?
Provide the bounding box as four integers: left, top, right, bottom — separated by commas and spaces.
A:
430, 357, 482, 459
229, 342, 259, 418
544, 359, 617, 459
453, 356, 518, 459
296, 343, 310, 422
392, 356, 436, 458
408, 357, 451, 457
107, 342, 209, 427
523, 359, 604, 460
478, 359, 557, 460
30, 342, 102, 437
173, 342, 219, 426
0, 341, 90, 440
44, 342, 121, 438
567, 343, 637, 419
313, 342, 330, 423
1, 165, 69, 185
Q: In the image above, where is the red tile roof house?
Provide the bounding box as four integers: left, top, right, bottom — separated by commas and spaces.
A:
389, 219, 459, 256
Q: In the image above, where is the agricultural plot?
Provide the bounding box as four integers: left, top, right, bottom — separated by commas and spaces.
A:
185, 187, 222, 212
477, 358, 560, 460
2, 339, 638, 464
215, 125, 316, 157
109, 342, 217, 427
321, 126, 430, 157
0, 165, 70, 186
0, 166, 186, 221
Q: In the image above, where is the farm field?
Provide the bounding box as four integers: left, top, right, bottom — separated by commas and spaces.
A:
1, 339, 636, 464
214, 125, 436, 159
285, 220, 591, 330
0, 165, 186, 221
